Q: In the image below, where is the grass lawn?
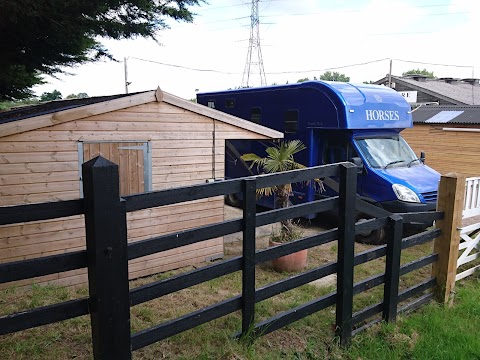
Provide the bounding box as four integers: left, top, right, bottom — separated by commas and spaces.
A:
1, 212, 478, 359
1, 273, 479, 359
345, 274, 480, 360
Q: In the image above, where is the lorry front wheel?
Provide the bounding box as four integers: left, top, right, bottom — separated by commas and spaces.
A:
225, 194, 241, 207
355, 213, 386, 245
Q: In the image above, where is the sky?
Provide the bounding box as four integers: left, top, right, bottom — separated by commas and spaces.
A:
34, 0, 480, 100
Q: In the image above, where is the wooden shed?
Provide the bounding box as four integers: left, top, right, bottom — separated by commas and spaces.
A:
0, 87, 282, 288
401, 105, 480, 176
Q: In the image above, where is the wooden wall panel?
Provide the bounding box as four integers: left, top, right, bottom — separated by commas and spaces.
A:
402, 124, 480, 177
0, 100, 275, 288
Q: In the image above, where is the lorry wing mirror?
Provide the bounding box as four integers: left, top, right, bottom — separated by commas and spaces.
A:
420, 151, 426, 164
350, 157, 364, 174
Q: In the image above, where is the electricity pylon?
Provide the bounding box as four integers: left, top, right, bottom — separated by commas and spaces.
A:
241, 0, 267, 88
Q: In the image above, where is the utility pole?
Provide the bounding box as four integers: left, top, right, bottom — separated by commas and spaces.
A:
124, 57, 131, 94
241, 0, 267, 88
388, 59, 393, 88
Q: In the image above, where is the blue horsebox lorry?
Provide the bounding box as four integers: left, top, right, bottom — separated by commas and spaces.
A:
197, 81, 440, 244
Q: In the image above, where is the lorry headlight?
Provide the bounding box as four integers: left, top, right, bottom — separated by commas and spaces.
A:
392, 184, 420, 203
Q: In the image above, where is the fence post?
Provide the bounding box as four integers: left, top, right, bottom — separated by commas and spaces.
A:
335, 163, 357, 346
241, 178, 257, 338
383, 214, 403, 322
82, 156, 131, 360
432, 173, 465, 305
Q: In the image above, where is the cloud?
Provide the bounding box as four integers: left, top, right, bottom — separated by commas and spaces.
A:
33, 0, 480, 99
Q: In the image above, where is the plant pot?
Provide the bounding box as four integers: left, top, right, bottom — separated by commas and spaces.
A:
269, 240, 308, 272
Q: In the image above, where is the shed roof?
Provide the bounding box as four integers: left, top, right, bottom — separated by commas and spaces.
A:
375, 75, 480, 105
0, 87, 283, 139
412, 105, 480, 125
0, 93, 135, 125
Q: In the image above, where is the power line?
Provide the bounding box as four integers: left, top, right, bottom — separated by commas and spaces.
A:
197, 1, 461, 13
129, 57, 239, 74
266, 59, 391, 75
393, 58, 474, 68
128, 57, 478, 76
260, 10, 469, 19
196, 2, 471, 28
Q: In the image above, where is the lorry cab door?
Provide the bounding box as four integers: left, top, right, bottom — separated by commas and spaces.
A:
321, 133, 363, 195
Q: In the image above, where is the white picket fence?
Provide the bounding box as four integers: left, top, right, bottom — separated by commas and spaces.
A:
456, 177, 480, 281
463, 177, 480, 218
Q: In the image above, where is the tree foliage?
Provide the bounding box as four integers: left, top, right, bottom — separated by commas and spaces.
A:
319, 71, 350, 82
0, 98, 40, 111
0, 0, 202, 101
66, 93, 89, 99
297, 72, 350, 83
40, 90, 62, 102
297, 77, 311, 83
402, 68, 436, 79
241, 140, 308, 241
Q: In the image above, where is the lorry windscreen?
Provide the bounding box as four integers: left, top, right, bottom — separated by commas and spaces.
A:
354, 136, 418, 169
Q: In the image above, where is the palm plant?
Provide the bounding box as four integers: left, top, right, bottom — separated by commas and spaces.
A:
241, 140, 319, 242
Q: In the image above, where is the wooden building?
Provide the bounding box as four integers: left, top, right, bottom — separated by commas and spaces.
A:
401, 105, 480, 176
0, 87, 282, 288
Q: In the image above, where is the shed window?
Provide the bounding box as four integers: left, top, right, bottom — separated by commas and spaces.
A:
251, 107, 262, 124
207, 100, 215, 109
79, 141, 152, 196
284, 110, 299, 133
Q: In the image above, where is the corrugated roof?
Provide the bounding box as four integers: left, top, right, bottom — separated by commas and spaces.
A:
398, 77, 480, 105
375, 75, 480, 105
412, 105, 480, 124
0, 92, 143, 125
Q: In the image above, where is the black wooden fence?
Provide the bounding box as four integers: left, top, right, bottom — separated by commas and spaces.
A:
0, 157, 444, 359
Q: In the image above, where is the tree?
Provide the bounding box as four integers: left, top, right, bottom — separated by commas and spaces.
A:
402, 69, 436, 79
320, 71, 350, 82
66, 93, 89, 99
241, 140, 323, 242
0, 97, 39, 111
297, 76, 319, 83
40, 90, 62, 102
0, 65, 45, 100
0, 0, 202, 101
297, 77, 310, 83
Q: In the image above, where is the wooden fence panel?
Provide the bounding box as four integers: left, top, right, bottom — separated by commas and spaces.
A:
335, 163, 357, 346
241, 178, 256, 338
0, 159, 448, 358
383, 215, 403, 322
82, 156, 131, 360
432, 173, 465, 304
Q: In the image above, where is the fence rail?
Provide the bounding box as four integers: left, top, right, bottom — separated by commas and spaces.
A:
0, 156, 456, 359
456, 222, 480, 281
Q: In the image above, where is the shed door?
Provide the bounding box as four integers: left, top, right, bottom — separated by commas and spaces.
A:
82, 142, 147, 196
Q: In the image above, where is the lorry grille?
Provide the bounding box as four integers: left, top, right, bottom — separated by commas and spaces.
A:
421, 191, 437, 203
